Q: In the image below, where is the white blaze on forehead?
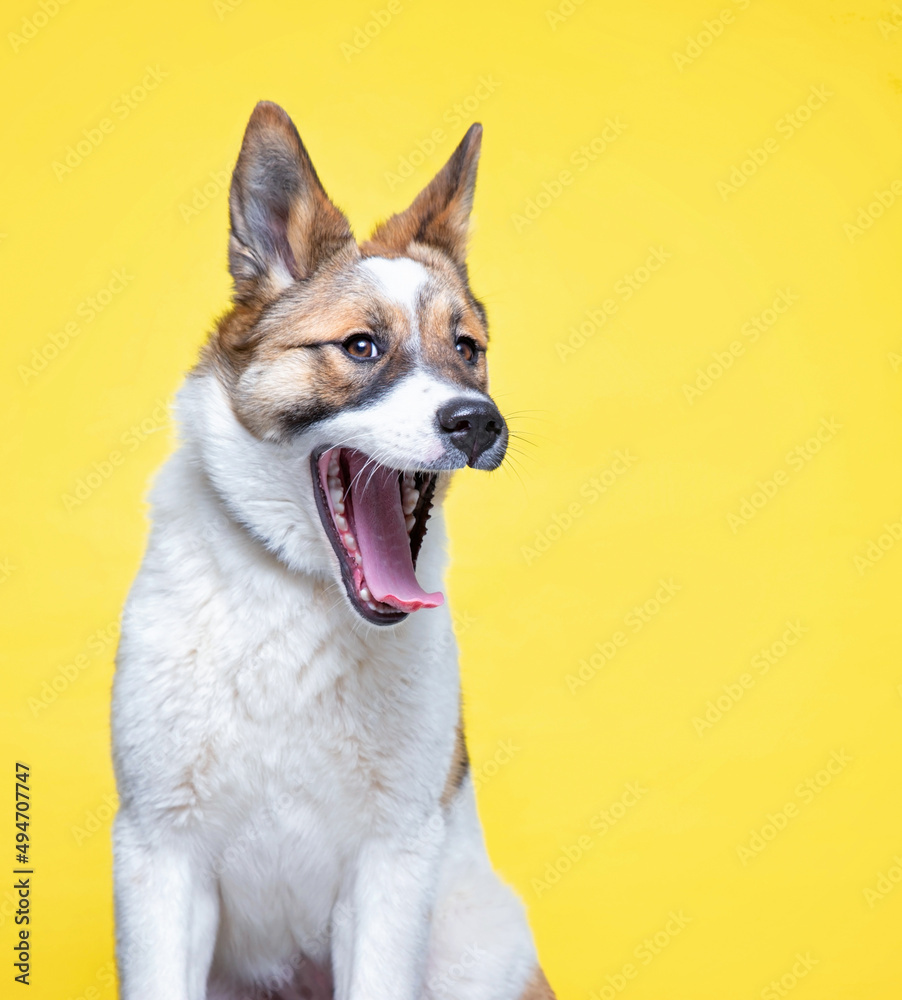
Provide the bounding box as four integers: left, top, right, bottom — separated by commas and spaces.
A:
359, 256, 431, 322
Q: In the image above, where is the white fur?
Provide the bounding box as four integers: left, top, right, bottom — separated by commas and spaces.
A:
112, 369, 540, 1000
360, 256, 431, 321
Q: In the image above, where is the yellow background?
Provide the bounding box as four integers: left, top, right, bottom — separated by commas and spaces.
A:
2, 0, 902, 997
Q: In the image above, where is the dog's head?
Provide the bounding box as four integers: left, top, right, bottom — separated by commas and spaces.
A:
194, 101, 506, 626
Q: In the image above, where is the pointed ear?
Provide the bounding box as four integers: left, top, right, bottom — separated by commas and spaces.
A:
228, 102, 354, 301
366, 123, 482, 269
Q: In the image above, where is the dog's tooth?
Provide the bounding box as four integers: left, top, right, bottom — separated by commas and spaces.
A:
330, 487, 344, 506
335, 514, 348, 532
366, 600, 378, 610
344, 533, 357, 551
359, 586, 371, 601
402, 487, 418, 515
333, 500, 345, 515
328, 452, 339, 476
405, 514, 416, 533
354, 552, 363, 566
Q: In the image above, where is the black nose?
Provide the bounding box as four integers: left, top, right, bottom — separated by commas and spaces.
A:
436, 397, 507, 469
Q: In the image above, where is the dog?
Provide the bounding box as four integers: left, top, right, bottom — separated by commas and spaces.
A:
111, 101, 554, 1000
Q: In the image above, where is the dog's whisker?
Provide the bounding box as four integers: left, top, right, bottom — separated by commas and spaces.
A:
494, 457, 529, 496
506, 431, 541, 448
500, 409, 549, 421
501, 444, 538, 468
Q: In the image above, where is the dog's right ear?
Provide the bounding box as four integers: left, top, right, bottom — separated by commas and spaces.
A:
364, 124, 482, 272
228, 102, 355, 303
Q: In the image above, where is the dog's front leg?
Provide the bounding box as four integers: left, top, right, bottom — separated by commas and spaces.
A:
113, 810, 219, 1000
334, 816, 445, 1000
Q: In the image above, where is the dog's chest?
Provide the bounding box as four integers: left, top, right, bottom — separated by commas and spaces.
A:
169, 574, 457, 835
180, 601, 457, 970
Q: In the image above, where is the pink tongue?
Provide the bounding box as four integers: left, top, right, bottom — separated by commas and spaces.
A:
346, 452, 443, 613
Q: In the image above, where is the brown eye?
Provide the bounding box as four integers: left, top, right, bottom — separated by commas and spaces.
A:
343, 334, 380, 360
455, 337, 479, 363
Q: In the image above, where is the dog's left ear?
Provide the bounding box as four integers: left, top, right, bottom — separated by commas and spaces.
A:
228, 101, 355, 302
366, 123, 482, 270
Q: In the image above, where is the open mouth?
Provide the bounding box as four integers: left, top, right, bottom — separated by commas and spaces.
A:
311, 448, 443, 625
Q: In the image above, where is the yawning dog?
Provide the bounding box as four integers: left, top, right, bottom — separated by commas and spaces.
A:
111, 101, 554, 1000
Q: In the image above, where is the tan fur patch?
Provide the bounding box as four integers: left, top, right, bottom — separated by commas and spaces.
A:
520, 967, 556, 1000
407, 248, 489, 384
441, 718, 469, 808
